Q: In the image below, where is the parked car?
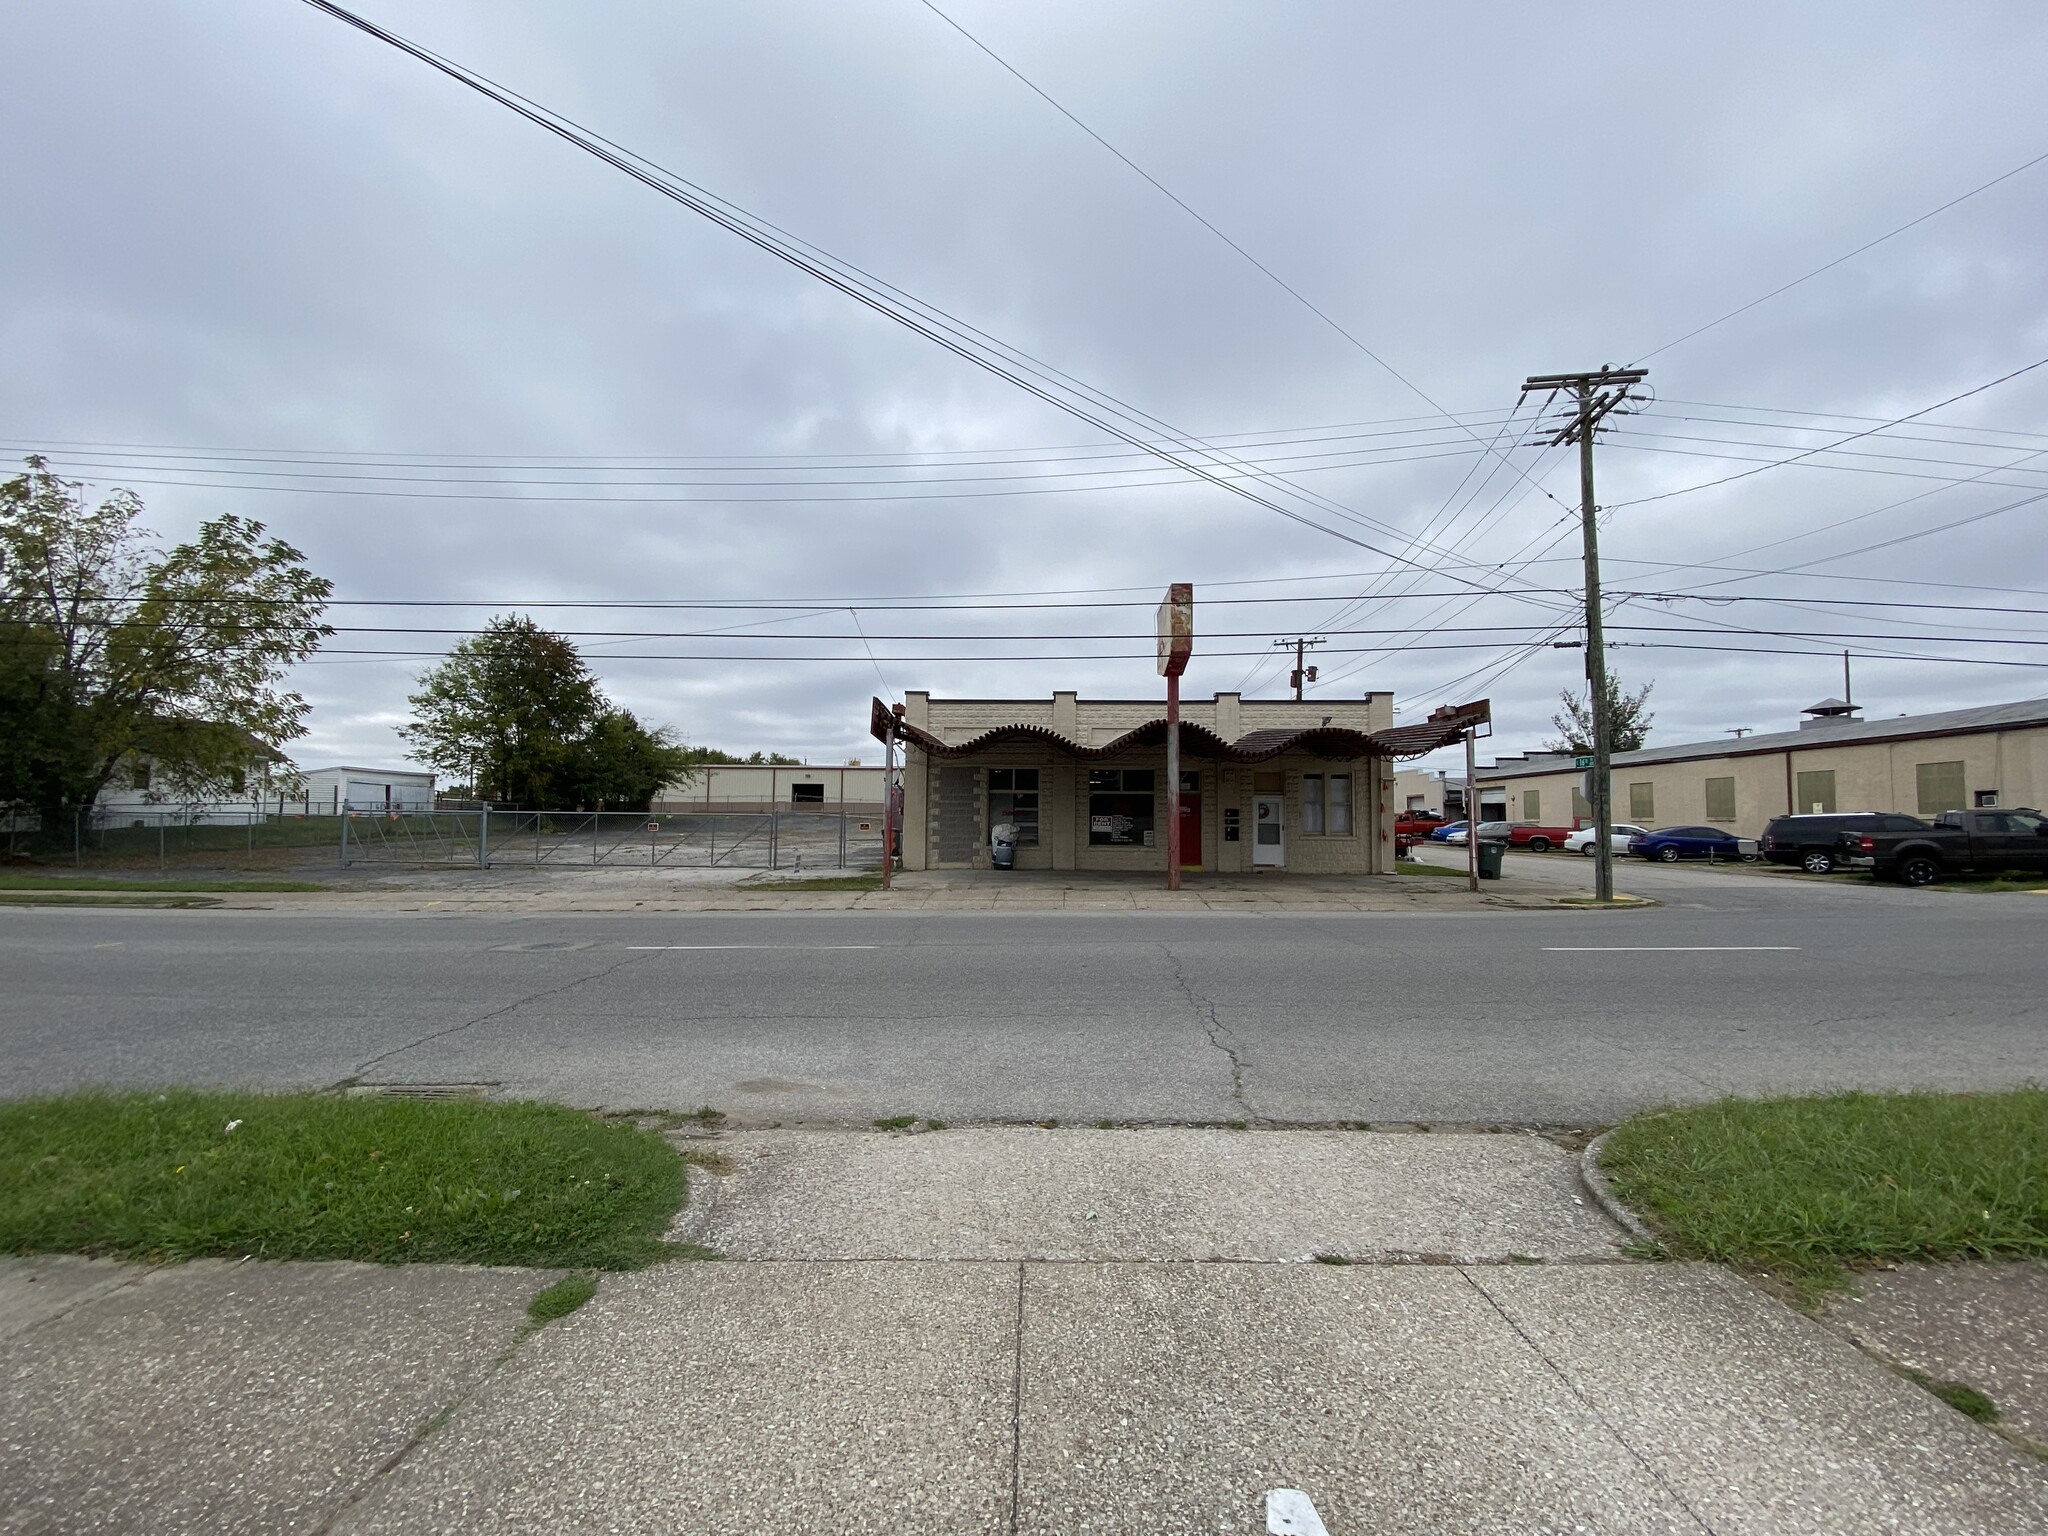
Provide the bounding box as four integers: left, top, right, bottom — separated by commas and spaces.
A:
1395, 809, 1447, 839
1427, 821, 1468, 843
1505, 821, 1583, 852
1761, 812, 1927, 875
1563, 823, 1650, 857
1447, 820, 1512, 847
1850, 807, 2048, 886
1628, 825, 1754, 862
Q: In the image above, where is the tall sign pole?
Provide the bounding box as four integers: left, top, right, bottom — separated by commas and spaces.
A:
1522, 366, 1648, 904
872, 698, 903, 890
1158, 583, 1194, 892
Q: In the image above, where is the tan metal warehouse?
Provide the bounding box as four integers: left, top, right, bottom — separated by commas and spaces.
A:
1477, 695, 2048, 835
878, 690, 1487, 874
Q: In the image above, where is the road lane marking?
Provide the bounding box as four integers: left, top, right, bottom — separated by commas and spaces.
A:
626, 944, 881, 950
1542, 945, 1801, 952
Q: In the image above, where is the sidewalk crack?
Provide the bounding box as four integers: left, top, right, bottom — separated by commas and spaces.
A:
1457, 1269, 1718, 1534
1157, 943, 1254, 1120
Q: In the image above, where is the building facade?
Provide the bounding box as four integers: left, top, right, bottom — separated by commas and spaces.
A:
881, 690, 1484, 874
1477, 696, 2048, 834
654, 763, 884, 814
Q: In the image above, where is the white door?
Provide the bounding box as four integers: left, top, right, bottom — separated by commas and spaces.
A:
1252, 794, 1285, 867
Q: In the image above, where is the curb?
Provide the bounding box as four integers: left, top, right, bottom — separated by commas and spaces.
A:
664, 1148, 726, 1248
1578, 1130, 1655, 1244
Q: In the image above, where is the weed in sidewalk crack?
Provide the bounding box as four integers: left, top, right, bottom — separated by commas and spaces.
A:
526, 1272, 597, 1325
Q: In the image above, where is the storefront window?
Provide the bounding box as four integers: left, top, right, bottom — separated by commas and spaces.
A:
1088, 768, 1155, 846
1302, 773, 1352, 835
988, 768, 1040, 845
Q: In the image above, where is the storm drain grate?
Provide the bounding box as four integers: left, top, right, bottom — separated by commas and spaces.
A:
347, 1082, 499, 1100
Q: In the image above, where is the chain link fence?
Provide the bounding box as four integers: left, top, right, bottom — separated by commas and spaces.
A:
4, 804, 887, 872
339, 806, 885, 871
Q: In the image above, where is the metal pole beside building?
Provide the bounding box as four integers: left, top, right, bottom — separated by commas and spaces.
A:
1465, 730, 1479, 892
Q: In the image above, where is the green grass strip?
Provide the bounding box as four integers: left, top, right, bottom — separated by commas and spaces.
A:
0, 875, 330, 892
0, 1090, 686, 1269
1598, 1090, 2048, 1290
1396, 861, 1464, 877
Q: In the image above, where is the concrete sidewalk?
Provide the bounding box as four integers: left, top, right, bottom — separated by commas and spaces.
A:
4, 1131, 2043, 1533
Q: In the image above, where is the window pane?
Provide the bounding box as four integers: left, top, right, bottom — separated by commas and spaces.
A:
1302, 775, 1325, 835
991, 790, 1039, 845
1122, 769, 1155, 792
1524, 789, 1540, 823
1704, 776, 1736, 821
1916, 760, 1966, 815
1014, 768, 1039, 791
1088, 788, 1154, 845
1628, 782, 1655, 821
1328, 775, 1352, 835
1795, 770, 1836, 815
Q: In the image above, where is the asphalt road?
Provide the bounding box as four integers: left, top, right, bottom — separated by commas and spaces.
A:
4, 864, 2044, 1124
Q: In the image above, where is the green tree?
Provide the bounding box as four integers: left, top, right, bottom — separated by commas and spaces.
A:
1544, 676, 1656, 756
0, 457, 332, 824
564, 708, 695, 811
401, 616, 602, 807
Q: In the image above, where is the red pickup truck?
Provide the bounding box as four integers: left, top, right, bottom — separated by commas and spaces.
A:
1395, 810, 1447, 839
1505, 821, 1582, 853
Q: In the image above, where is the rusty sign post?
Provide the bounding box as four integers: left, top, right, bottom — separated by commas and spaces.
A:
1157, 583, 1194, 891
872, 697, 903, 889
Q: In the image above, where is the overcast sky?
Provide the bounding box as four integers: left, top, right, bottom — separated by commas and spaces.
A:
5, 0, 2046, 779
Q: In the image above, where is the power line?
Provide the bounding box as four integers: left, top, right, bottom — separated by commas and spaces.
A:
1604, 355, 2048, 509
298, 1, 1576, 615
1631, 146, 2048, 362
912, 0, 1566, 520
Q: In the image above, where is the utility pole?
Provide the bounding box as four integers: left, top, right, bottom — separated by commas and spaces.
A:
1522, 365, 1648, 904
1274, 636, 1326, 701
1842, 650, 1853, 708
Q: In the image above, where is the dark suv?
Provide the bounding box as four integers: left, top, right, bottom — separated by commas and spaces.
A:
1760, 812, 1927, 874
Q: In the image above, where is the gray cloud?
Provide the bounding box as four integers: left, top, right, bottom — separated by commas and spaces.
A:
4, 0, 2045, 777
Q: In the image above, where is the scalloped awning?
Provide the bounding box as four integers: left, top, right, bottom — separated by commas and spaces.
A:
869, 699, 1488, 763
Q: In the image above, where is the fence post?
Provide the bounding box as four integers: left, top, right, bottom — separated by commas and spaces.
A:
771, 811, 780, 870
341, 804, 350, 867
478, 805, 489, 869
158, 818, 166, 874
839, 813, 847, 869
247, 812, 254, 859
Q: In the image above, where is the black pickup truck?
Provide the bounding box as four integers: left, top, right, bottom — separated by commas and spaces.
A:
1846, 807, 2048, 885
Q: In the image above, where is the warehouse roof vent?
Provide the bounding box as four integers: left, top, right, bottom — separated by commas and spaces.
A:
1800, 697, 1862, 728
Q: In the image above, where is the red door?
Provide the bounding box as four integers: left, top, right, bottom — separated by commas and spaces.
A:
1179, 794, 1203, 867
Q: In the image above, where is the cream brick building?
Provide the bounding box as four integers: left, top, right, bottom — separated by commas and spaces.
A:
879, 690, 1485, 874
1476, 696, 2048, 835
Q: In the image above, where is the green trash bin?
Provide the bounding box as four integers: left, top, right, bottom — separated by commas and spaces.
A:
1476, 839, 1507, 880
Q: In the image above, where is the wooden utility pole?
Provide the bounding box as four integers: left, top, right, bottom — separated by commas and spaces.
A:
1273, 636, 1326, 701
1522, 366, 1648, 904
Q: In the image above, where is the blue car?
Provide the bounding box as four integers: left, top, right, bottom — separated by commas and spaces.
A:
1427, 821, 1468, 842
1629, 825, 1746, 862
